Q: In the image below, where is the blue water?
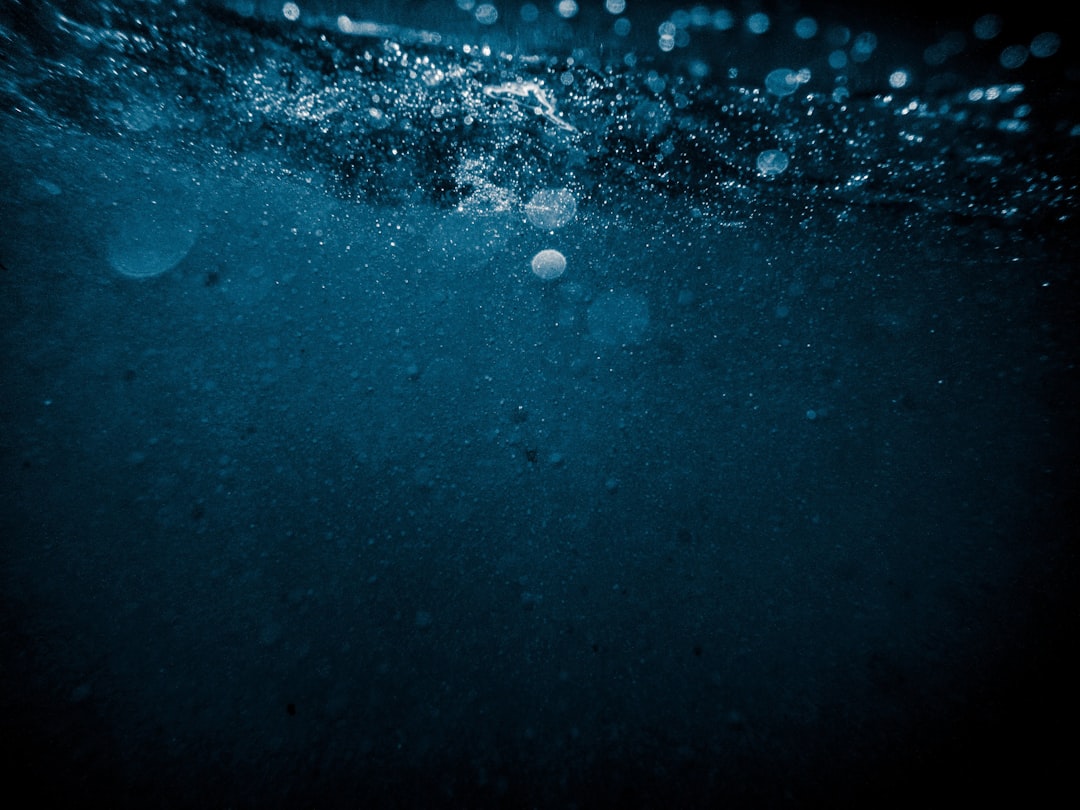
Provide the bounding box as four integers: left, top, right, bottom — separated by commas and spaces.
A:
1, 1, 1077, 807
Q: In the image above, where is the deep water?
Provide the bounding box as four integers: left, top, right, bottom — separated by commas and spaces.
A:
1, 1, 1078, 807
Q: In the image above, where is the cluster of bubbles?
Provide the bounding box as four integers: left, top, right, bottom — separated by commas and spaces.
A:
525, 187, 576, 280
653, 4, 1063, 87
655, 6, 813, 53
453, 0, 585, 27
275, 1, 1064, 88
519, 183, 650, 345
932, 13, 1062, 69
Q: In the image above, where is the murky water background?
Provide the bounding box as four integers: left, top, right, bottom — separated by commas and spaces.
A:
1, 1, 1077, 807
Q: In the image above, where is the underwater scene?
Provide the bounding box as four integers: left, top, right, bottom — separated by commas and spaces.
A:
1, 0, 1077, 806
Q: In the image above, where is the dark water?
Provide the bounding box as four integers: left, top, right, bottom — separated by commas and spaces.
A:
1, 1, 1077, 807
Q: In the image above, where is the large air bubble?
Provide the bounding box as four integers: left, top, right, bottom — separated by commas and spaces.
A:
525, 188, 577, 230
106, 190, 199, 279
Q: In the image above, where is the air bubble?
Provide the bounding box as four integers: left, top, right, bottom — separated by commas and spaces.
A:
1030, 32, 1061, 59
765, 68, 801, 97
531, 249, 567, 280
525, 188, 577, 230
756, 149, 790, 176
106, 194, 199, 279
1000, 45, 1029, 70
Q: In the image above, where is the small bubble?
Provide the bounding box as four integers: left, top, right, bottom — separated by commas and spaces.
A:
688, 59, 709, 79
974, 14, 1002, 41
746, 12, 770, 35
525, 188, 577, 230
765, 68, 801, 97
1030, 32, 1061, 59
712, 9, 734, 31
888, 70, 910, 89
474, 3, 497, 25
795, 17, 818, 40
851, 31, 878, 62
999, 45, 1029, 69
756, 149, 790, 176
531, 249, 567, 280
